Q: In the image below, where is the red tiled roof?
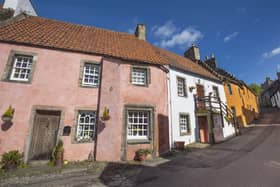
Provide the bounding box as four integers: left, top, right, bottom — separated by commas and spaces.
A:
0, 14, 219, 81
153, 47, 220, 81
0, 15, 165, 65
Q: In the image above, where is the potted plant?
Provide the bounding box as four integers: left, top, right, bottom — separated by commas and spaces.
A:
51, 140, 64, 167
101, 107, 110, 121
175, 141, 185, 150
1, 150, 22, 171
134, 149, 151, 161
1, 105, 14, 123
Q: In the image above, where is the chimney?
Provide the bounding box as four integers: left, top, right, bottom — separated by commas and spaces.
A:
205, 54, 217, 69
135, 24, 146, 41
184, 44, 201, 61
3, 0, 37, 17
277, 72, 280, 80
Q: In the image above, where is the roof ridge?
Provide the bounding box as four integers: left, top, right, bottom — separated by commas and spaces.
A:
27, 15, 136, 38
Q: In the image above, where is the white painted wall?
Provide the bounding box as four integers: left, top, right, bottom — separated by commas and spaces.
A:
168, 66, 235, 147
271, 91, 280, 108
3, 0, 37, 16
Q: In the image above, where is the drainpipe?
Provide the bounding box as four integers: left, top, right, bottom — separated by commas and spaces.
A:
209, 93, 215, 144
166, 66, 173, 150
93, 58, 104, 161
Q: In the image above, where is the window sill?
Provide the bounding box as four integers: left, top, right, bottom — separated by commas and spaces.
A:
180, 133, 191, 136
131, 83, 149, 87
178, 95, 187, 98
72, 139, 94, 144
127, 139, 151, 144
2, 79, 32, 84
80, 84, 99, 88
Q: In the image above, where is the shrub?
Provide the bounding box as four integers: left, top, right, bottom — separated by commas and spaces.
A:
2, 106, 14, 118
1, 150, 23, 170
101, 107, 110, 120
51, 140, 64, 166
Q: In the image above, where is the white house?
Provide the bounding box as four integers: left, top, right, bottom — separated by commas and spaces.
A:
155, 45, 236, 147
271, 90, 280, 108
3, 0, 37, 16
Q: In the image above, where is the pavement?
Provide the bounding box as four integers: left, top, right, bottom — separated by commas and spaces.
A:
1, 108, 280, 187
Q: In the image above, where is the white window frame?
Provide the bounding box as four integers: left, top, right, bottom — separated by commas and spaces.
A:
76, 111, 96, 141
127, 110, 150, 140
179, 114, 191, 135
82, 63, 100, 87
10, 55, 33, 82
177, 77, 186, 97
131, 67, 147, 86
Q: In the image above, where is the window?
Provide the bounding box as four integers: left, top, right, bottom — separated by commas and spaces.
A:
231, 107, 236, 118
10, 55, 33, 82
127, 110, 150, 140
227, 83, 233, 95
177, 77, 187, 97
179, 114, 191, 135
82, 63, 100, 86
76, 111, 96, 142
212, 86, 220, 98
131, 67, 147, 85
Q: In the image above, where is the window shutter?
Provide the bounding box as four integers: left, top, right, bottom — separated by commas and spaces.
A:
2, 55, 15, 81
147, 68, 151, 85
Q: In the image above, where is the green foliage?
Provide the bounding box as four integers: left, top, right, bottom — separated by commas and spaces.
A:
1, 150, 22, 167
224, 116, 230, 123
2, 105, 14, 118
136, 149, 151, 156
102, 107, 110, 120
51, 140, 64, 163
249, 83, 262, 96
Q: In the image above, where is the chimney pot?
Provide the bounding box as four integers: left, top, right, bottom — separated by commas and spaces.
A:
135, 24, 146, 41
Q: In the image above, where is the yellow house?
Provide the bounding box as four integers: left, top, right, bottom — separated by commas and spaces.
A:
202, 55, 259, 127
224, 81, 259, 127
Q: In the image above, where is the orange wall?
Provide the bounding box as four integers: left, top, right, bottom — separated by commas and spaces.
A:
224, 82, 259, 127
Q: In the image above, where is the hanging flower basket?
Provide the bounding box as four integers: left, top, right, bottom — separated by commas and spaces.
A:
1, 105, 14, 123
1, 116, 13, 123
100, 107, 110, 121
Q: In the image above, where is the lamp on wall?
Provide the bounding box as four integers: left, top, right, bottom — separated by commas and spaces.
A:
189, 86, 196, 93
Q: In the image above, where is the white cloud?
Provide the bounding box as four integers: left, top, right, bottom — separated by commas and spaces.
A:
152, 21, 177, 38
224, 32, 239, 42
262, 47, 280, 58
158, 27, 203, 48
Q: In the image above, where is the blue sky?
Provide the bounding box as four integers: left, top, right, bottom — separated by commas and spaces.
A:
6, 0, 280, 84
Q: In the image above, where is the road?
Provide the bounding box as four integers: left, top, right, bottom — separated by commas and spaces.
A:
134, 108, 280, 187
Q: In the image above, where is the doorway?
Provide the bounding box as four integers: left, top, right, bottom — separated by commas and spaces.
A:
198, 116, 209, 143
29, 110, 61, 161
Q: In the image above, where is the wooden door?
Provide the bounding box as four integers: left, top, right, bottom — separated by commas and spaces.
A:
29, 110, 60, 160
196, 84, 205, 108
198, 116, 208, 143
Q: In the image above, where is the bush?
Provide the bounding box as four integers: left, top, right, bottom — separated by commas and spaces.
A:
51, 140, 64, 166
1, 150, 23, 170
2, 106, 14, 118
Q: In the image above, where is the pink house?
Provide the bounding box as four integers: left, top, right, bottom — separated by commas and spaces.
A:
0, 14, 169, 162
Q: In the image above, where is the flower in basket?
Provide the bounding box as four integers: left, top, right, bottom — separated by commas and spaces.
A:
101, 107, 110, 121
1, 105, 14, 123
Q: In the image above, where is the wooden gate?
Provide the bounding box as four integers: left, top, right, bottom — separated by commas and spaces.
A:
196, 84, 205, 108
29, 110, 60, 161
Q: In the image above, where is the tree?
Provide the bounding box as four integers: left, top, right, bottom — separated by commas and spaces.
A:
249, 83, 262, 96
